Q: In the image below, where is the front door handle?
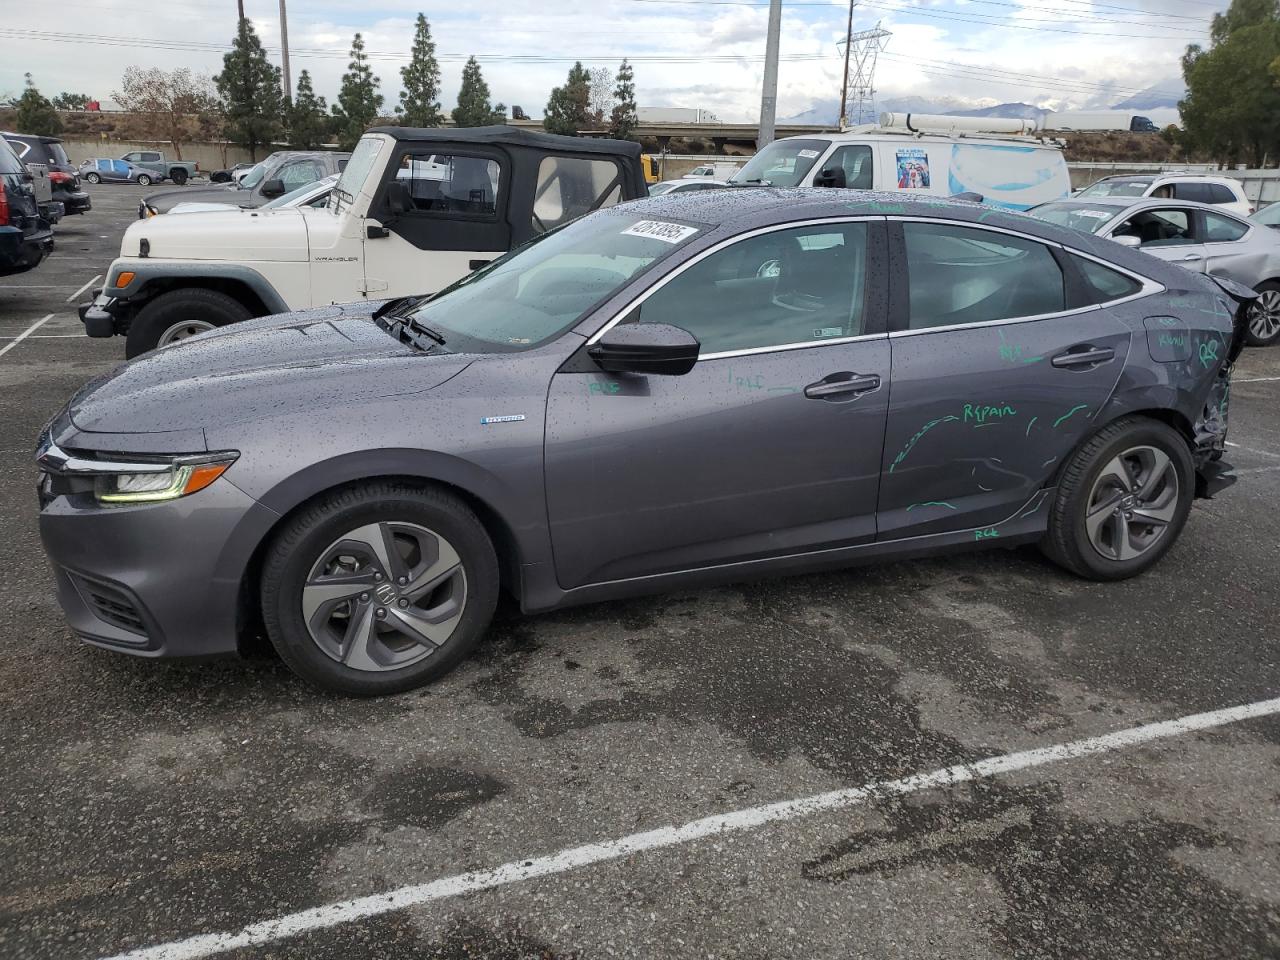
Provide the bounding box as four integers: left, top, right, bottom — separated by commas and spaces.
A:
1051, 347, 1115, 368
804, 372, 881, 400
1178, 253, 1203, 262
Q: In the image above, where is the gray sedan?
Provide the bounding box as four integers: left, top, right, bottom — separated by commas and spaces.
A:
1032, 196, 1280, 346
37, 190, 1248, 695
79, 159, 155, 185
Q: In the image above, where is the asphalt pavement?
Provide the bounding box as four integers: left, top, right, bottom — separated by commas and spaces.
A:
1, 183, 1278, 960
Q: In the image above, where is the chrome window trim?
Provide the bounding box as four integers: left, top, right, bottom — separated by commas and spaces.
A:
887, 216, 1165, 337
584, 216, 887, 354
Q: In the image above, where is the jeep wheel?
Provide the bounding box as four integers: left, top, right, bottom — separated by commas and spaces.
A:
84, 172, 101, 184
136, 174, 153, 186
125, 288, 252, 358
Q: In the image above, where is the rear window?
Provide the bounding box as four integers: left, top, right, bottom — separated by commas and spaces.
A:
1208, 183, 1237, 204
0, 141, 23, 174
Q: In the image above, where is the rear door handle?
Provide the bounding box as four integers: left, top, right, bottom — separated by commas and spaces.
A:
1051, 347, 1115, 368
804, 372, 881, 400
1179, 254, 1203, 262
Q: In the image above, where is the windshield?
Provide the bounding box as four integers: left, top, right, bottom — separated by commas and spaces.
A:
401, 210, 708, 353
1030, 202, 1119, 234
1077, 178, 1151, 198
265, 176, 335, 208
238, 160, 268, 190
731, 138, 829, 187
1253, 202, 1280, 226
331, 137, 382, 212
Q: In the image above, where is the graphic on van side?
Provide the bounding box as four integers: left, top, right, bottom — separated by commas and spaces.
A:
896, 148, 931, 189
948, 144, 1069, 211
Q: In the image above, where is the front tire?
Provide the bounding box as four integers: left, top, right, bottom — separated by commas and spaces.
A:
124, 287, 251, 358
84, 172, 101, 184
137, 174, 153, 186
1041, 417, 1193, 581
260, 483, 499, 696
1245, 280, 1280, 347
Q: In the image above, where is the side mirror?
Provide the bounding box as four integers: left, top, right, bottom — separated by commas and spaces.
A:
587, 322, 699, 376
385, 180, 413, 216
813, 167, 846, 189
260, 178, 286, 198
1111, 234, 1141, 248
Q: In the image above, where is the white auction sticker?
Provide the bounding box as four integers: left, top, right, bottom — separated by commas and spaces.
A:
797, 149, 820, 159
622, 220, 701, 244
1076, 210, 1111, 219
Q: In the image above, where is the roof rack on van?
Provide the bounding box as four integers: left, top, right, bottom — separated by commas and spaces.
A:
838, 112, 1064, 146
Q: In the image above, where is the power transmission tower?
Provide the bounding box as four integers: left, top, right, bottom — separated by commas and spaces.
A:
838, 17, 891, 129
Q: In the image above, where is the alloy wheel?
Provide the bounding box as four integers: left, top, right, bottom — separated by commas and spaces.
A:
301, 521, 467, 672
157, 320, 215, 345
1248, 289, 1280, 342
1084, 445, 1179, 562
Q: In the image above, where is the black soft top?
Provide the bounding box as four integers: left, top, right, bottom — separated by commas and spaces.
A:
367, 124, 642, 160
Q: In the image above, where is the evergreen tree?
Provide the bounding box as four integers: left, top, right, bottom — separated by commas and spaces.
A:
15, 74, 62, 136
51, 92, 90, 111
214, 19, 282, 160
332, 33, 384, 150
451, 56, 504, 126
398, 13, 443, 127
609, 59, 638, 140
289, 70, 330, 148
543, 61, 590, 136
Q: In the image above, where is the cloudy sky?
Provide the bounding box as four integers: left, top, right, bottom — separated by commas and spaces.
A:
0, 0, 1226, 123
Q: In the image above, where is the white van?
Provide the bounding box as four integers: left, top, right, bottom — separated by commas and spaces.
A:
683, 161, 742, 180
729, 113, 1071, 211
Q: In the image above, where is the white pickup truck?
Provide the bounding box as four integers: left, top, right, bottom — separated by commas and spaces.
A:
80, 126, 650, 356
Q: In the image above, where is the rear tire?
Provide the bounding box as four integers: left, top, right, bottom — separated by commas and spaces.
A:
1245, 280, 1280, 347
260, 482, 499, 697
1041, 417, 1193, 581
124, 287, 251, 358
84, 172, 101, 184
171, 169, 189, 186
137, 174, 153, 186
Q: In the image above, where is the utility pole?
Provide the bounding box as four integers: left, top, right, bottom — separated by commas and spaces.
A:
839, 0, 854, 130
278, 0, 292, 103
236, 0, 244, 22
757, 0, 782, 148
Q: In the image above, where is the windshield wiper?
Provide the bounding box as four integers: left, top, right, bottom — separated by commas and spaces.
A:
404, 314, 447, 345
732, 178, 772, 186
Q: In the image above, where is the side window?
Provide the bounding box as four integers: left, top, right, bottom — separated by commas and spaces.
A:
112, 160, 130, 176
819, 145, 873, 189
532, 156, 625, 233
6, 139, 30, 159
1203, 211, 1248, 243
394, 152, 500, 217
903, 222, 1064, 329
142, 152, 161, 162
1173, 182, 1212, 203
636, 223, 868, 355
1112, 208, 1194, 247
1070, 254, 1142, 304
1208, 184, 1237, 204
121, 152, 140, 162
278, 159, 322, 189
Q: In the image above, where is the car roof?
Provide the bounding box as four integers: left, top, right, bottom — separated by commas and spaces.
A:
367, 123, 642, 159
0, 131, 63, 144
1052, 196, 1247, 216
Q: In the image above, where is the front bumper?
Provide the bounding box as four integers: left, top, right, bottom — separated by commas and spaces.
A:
78, 291, 120, 337
37, 446, 278, 659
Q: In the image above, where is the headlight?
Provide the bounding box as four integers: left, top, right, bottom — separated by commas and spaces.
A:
94, 460, 234, 504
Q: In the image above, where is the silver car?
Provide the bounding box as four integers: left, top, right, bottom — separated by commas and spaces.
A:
79, 158, 155, 185
1032, 196, 1280, 346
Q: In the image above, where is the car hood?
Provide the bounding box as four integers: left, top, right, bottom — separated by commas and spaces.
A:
68, 306, 472, 437
121, 207, 308, 261
146, 184, 257, 213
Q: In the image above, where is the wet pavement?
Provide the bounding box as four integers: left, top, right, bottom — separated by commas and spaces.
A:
1, 184, 1278, 960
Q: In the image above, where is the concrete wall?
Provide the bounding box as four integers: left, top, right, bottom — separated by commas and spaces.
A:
57, 138, 257, 171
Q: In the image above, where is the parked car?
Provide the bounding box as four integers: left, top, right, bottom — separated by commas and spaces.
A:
683, 161, 741, 179
83, 126, 648, 355
1, 132, 91, 215
79, 159, 154, 185
165, 174, 338, 215
0, 137, 53, 276
209, 162, 255, 184
1031, 196, 1280, 346
649, 178, 728, 195
1074, 174, 1252, 217
117, 150, 199, 185
138, 150, 349, 218
728, 113, 1070, 210
40, 190, 1249, 695
1250, 202, 1280, 230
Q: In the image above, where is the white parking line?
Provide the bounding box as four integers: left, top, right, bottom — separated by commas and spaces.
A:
66, 274, 102, 303
1232, 376, 1280, 383
0, 314, 55, 360
97, 694, 1280, 960
1226, 441, 1280, 460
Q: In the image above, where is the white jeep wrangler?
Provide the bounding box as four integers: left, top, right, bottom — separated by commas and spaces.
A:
80, 126, 649, 357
